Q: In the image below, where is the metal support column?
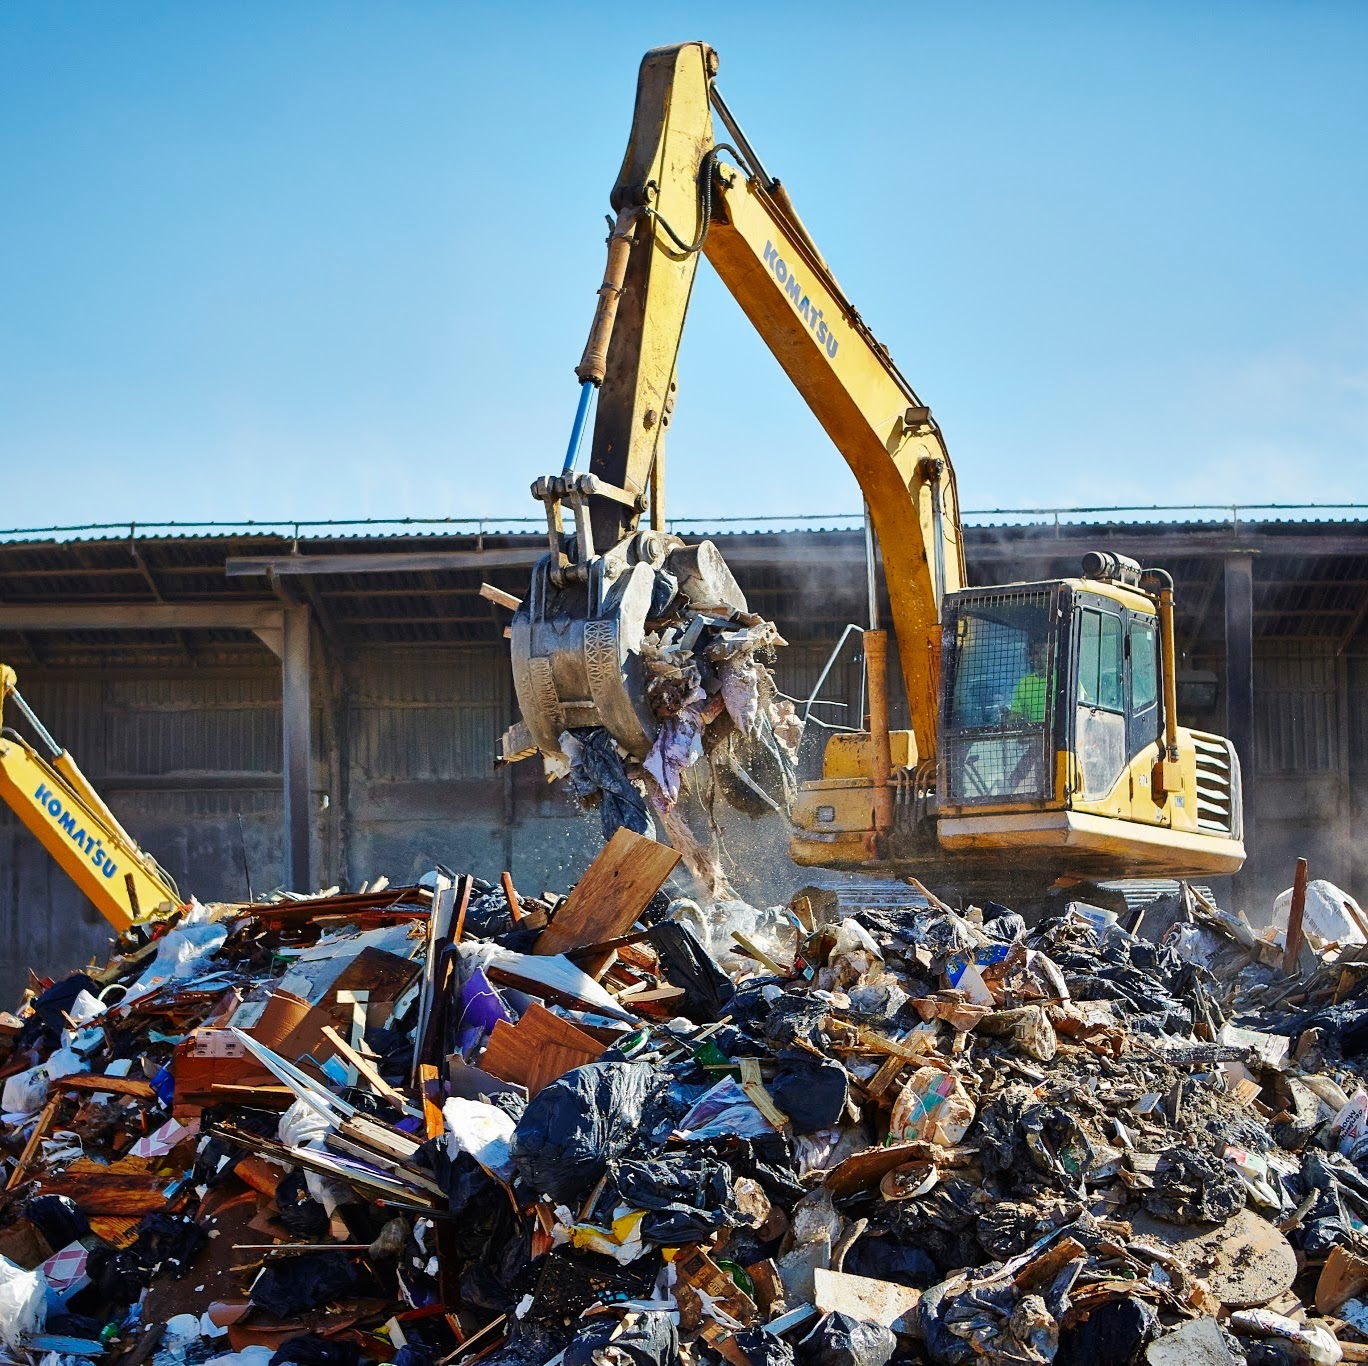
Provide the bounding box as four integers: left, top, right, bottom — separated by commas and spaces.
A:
1224, 555, 1255, 898
281, 605, 312, 892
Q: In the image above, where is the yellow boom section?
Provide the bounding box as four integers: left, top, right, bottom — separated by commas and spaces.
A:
0, 665, 180, 931
703, 168, 967, 764
580, 42, 966, 765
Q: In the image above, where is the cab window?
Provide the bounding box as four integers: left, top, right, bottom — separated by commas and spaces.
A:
1131, 618, 1158, 711
1077, 609, 1124, 710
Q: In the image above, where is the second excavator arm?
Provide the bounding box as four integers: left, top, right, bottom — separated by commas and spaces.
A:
0, 664, 182, 931
566, 40, 965, 767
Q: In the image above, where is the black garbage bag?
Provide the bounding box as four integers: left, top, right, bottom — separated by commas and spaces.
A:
33, 973, 98, 1033
771, 1057, 849, 1135
611, 1154, 738, 1243
251, 1252, 370, 1318
565, 1311, 678, 1366
844, 1236, 939, 1289
275, 1168, 329, 1239
565, 726, 653, 840
270, 1336, 362, 1366
85, 1246, 149, 1304
1297, 1151, 1352, 1257
796, 1312, 896, 1366
23, 1193, 89, 1249
731, 1328, 795, 1366
133, 1211, 208, 1279
1143, 1147, 1244, 1225
512, 1061, 654, 1204
1056, 1295, 1158, 1366
647, 921, 734, 1024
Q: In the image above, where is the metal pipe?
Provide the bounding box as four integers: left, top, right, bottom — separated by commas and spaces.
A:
802, 623, 864, 727
864, 628, 894, 845
561, 381, 595, 476
7, 687, 62, 757
708, 85, 773, 188
863, 503, 879, 631
926, 461, 946, 621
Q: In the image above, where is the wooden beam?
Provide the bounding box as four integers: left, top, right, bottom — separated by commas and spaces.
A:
226, 549, 544, 577
0, 603, 284, 631
282, 604, 312, 893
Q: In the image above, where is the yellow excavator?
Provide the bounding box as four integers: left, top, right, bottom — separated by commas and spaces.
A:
507, 41, 1245, 901
0, 664, 182, 930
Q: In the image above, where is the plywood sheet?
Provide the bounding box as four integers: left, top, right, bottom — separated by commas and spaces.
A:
480, 1002, 605, 1095
534, 829, 680, 957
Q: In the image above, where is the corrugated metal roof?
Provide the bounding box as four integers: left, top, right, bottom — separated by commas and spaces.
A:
3, 519, 1368, 663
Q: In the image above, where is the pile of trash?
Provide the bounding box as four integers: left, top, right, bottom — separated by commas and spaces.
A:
6, 841, 1368, 1366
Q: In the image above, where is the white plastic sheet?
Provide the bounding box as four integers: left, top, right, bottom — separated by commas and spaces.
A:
443, 1096, 516, 1180
0, 1254, 47, 1348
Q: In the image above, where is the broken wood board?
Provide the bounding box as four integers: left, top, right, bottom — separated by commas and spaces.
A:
533, 828, 680, 958
480, 1002, 606, 1095
813, 1268, 920, 1332
58, 1074, 157, 1101
42, 1171, 177, 1215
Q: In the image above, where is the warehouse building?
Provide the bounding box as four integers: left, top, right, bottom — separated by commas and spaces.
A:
1, 515, 1365, 1003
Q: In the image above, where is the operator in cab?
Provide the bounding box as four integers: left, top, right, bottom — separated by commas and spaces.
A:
1008, 640, 1050, 724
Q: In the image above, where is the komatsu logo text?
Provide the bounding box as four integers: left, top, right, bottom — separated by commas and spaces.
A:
763, 242, 839, 359
33, 783, 120, 880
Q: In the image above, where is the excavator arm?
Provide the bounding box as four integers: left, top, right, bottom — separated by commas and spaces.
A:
573, 41, 965, 765
0, 665, 181, 931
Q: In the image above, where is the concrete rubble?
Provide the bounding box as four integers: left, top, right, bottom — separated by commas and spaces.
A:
2, 837, 1368, 1366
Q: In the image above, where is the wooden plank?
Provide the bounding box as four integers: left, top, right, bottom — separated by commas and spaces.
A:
320, 1025, 417, 1115
59, 1074, 157, 1101
41, 1174, 175, 1215
418, 1063, 444, 1141
533, 829, 680, 957
479, 1003, 605, 1096
6, 1097, 59, 1190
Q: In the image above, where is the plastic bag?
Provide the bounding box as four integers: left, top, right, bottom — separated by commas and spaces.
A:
278, 1099, 331, 1148
1333, 1089, 1368, 1156
0, 1253, 47, 1348
564, 1309, 677, 1366
676, 1077, 776, 1141
444, 1097, 516, 1180
796, 1312, 896, 1366
646, 922, 734, 1023
127, 922, 228, 999
510, 1062, 653, 1203
610, 1154, 737, 1244
889, 1068, 975, 1146
1230, 1309, 1342, 1364
2, 1065, 49, 1117
771, 1058, 849, 1135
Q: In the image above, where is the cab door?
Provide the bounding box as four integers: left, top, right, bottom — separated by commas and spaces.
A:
1123, 609, 1167, 824
1072, 604, 1129, 813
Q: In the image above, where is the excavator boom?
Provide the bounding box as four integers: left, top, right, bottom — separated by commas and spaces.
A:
577, 41, 964, 765
0, 665, 181, 931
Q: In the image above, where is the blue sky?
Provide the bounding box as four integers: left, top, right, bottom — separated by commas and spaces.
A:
1, 2, 1365, 532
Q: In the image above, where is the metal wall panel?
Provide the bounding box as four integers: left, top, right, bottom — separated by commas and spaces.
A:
348, 649, 506, 782
104, 675, 281, 775
1254, 648, 1338, 774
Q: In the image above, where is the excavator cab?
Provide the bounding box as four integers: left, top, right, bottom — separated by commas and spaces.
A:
790, 555, 1245, 885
